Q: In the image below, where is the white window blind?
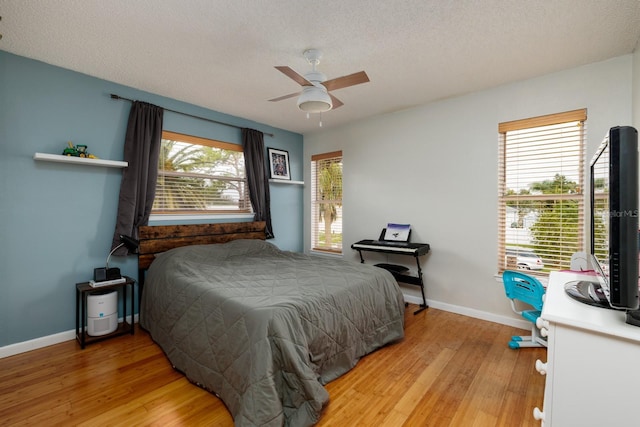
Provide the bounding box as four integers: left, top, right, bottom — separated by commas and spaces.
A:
153, 131, 251, 214
311, 151, 343, 253
591, 147, 609, 263
498, 109, 586, 274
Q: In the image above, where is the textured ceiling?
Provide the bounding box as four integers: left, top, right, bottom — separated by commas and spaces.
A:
1, 0, 640, 135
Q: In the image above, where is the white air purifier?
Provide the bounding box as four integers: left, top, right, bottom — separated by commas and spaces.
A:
87, 290, 118, 336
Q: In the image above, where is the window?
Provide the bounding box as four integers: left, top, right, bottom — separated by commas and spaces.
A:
498, 109, 587, 274
152, 131, 251, 215
311, 151, 343, 253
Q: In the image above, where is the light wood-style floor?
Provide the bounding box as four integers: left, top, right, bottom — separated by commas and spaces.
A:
0, 305, 546, 426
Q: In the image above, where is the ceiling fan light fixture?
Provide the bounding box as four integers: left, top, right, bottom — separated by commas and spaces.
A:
297, 86, 332, 113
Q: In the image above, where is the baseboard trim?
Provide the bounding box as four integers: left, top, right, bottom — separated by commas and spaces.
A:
0, 330, 76, 359
402, 294, 530, 330
1, 299, 527, 359
0, 315, 140, 359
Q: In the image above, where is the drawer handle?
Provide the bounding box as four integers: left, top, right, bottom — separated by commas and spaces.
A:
533, 407, 545, 421
536, 317, 550, 329
535, 359, 547, 375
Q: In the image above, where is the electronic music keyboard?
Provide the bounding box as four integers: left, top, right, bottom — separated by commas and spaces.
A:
351, 240, 430, 256
351, 238, 431, 314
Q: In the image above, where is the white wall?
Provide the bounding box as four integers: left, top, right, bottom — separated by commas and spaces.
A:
304, 55, 634, 325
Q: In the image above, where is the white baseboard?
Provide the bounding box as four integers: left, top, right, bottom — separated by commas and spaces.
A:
1, 299, 527, 359
403, 294, 530, 330
0, 314, 139, 359
0, 330, 77, 359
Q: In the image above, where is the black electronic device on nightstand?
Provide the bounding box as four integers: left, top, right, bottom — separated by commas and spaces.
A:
94, 235, 139, 282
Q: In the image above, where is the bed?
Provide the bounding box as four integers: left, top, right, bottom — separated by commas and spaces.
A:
138, 221, 405, 426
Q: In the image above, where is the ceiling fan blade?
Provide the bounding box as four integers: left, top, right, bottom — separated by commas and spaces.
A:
329, 93, 344, 109
275, 66, 313, 86
268, 91, 301, 102
322, 71, 370, 92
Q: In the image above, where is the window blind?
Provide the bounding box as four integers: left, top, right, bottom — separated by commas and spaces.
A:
498, 109, 586, 274
153, 131, 251, 214
311, 151, 343, 253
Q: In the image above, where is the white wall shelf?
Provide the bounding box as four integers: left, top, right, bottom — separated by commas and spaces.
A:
34, 152, 128, 168
269, 179, 304, 185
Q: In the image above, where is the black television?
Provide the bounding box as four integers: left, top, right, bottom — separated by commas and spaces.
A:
564, 126, 639, 323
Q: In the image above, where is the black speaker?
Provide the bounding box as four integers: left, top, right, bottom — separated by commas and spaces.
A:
106, 267, 121, 281
94, 267, 107, 282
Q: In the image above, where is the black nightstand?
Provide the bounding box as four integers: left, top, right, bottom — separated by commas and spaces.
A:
75, 276, 135, 349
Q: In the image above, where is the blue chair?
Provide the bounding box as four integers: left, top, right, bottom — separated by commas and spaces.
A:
502, 270, 547, 349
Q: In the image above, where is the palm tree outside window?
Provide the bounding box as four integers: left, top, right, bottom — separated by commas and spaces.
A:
311, 151, 343, 253
153, 131, 251, 215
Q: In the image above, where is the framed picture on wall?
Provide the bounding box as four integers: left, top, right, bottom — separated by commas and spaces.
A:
268, 147, 291, 180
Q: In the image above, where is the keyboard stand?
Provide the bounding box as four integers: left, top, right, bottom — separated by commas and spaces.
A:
351, 239, 430, 314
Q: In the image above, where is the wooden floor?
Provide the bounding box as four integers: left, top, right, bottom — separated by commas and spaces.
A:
0, 305, 546, 426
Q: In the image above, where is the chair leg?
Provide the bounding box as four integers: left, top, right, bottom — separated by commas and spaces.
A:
510, 338, 544, 348
532, 323, 548, 347
509, 325, 547, 349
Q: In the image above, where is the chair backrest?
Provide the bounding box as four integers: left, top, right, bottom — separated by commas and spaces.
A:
502, 270, 545, 311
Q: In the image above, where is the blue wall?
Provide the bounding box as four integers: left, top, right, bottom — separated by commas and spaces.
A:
0, 51, 304, 347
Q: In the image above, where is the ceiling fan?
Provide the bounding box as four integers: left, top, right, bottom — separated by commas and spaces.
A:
269, 49, 370, 114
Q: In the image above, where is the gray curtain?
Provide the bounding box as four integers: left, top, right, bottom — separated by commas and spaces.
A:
242, 128, 274, 238
110, 101, 164, 254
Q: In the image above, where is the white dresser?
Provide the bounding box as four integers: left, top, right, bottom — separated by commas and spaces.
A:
534, 271, 640, 426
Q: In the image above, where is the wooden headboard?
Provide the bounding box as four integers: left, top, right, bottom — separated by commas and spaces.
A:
138, 221, 267, 271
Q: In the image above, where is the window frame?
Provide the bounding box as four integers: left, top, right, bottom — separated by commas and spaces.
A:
311, 150, 343, 254
151, 130, 252, 217
498, 109, 587, 275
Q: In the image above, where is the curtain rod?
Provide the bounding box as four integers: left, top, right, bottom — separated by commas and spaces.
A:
110, 94, 274, 138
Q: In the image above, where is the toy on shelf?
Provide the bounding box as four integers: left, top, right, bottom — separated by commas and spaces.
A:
62, 141, 98, 159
